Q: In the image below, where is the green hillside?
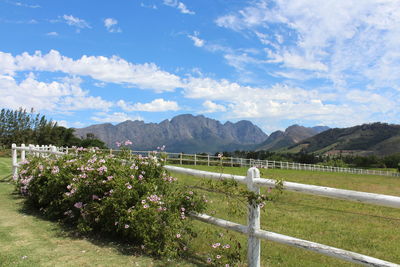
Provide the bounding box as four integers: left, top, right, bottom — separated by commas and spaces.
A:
289, 123, 400, 156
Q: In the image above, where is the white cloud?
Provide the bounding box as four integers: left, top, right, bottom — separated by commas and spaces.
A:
46, 32, 58, 36
140, 3, 157, 9
57, 120, 68, 127
0, 74, 112, 113
201, 100, 226, 113
183, 77, 397, 127
188, 32, 204, 47
5, 0, 40, 8
0, 50, 182, 92
215, 0, 400, 90
104, 18, 121, 33
62, 15, 91, 30
163, 0, 194, 15
91, 112, 143, 123
117, 98, 180, 112
266, 50, 328, 71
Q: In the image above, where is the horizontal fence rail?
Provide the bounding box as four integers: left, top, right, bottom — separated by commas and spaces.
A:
11, 144, 400, 266
165, 165, 400, 209
191, 213, 399, 267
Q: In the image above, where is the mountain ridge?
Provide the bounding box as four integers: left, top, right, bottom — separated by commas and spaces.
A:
74, 114, 269, 153
286, 122, 400, 156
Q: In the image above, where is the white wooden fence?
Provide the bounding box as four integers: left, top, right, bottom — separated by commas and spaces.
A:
11, 144, 400, 266
124, 150, 400, 177
166, 165, 400, 267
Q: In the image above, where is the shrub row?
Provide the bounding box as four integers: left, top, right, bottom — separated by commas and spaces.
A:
16, 148, 207, 258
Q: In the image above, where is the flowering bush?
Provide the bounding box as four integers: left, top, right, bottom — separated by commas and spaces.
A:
16, 148, 206, 257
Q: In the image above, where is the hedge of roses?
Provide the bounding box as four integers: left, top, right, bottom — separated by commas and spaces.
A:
16, 148, 207, 258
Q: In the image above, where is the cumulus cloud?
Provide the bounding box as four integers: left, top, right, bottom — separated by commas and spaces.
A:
201, 100, 226, 113
104, 18, 121, 33
0, 74, 112, 112
91, 112, 143, 123
0, 50, 182, 92
117, 98, 180, 112
183, 77, 399, 127
163, 0, 194, 15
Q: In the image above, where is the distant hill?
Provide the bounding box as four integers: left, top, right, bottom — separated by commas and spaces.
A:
256, 125, 329, 151
74, 114, 268, 153
287, 122, 400, 156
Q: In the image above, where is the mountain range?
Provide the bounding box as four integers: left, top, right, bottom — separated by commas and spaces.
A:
255, 125, 329, 151
75, 114, 400, 156
74, 114, 269, 153
286, 122, 400, 156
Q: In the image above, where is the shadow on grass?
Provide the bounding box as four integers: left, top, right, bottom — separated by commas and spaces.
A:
14, 197, 208, 267
0, 174, 13, 183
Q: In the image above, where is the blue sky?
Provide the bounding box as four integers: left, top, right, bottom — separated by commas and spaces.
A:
1, 0, 400, 133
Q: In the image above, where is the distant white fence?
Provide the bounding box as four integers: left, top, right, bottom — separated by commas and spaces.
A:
126, 150, 400, 177
11, 144, 400, 266
11, 143, 67, 178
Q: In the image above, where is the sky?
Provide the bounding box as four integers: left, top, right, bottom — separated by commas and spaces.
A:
1, 0, 400, 134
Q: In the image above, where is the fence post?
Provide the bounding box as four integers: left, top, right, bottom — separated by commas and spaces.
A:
194, 154, 197, 166
207, 154, 210, 166
246, 167, 261, 267
180, 153, 183, 165
12, 143, 18, 179
21, 144, 26, 161
50, 145, 57, 157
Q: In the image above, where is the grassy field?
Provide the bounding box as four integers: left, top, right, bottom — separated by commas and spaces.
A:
1, 157, 399, 266
171, 164, 400, 266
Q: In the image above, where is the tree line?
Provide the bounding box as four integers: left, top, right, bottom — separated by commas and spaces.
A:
0, 108, 106, 149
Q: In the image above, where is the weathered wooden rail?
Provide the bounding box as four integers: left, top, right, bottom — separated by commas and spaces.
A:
11, 144, 400, 266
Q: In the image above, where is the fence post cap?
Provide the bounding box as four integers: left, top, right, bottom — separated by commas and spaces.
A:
12, 143, 16, 148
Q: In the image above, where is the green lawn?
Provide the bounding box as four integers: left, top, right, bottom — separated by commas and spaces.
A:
1, 158, 399, 266
170, 164, 400, 266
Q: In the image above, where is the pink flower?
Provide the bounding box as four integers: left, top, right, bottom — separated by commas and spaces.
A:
124, 224, 129, 229
176, 233, 181, 238
116, 141, 121, 147
124, 140, 133, 146
216, 255, 221, 259
51, 166, 60, 174
223, 244, 230, 249
212, 243, 220, 248
107, 176, 113, 181
127, 185, 132, 189
74, 202, 83, 209
207, 258, 212, 263
143, 204, 149, 209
